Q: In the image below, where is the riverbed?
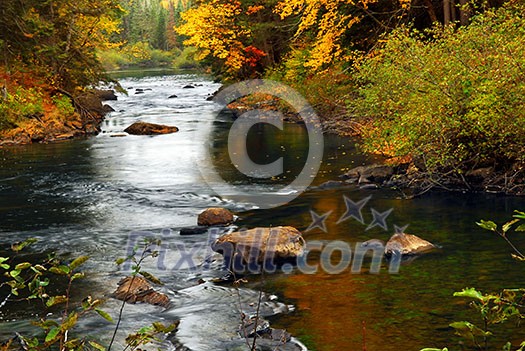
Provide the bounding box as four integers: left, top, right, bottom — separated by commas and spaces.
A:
1, 72, 525, 350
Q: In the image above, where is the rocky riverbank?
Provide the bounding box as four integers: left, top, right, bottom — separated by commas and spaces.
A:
0, 89, 116, 146
225, 94, 525, 196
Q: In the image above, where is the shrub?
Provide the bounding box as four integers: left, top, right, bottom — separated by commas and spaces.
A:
352, 3, 525, 172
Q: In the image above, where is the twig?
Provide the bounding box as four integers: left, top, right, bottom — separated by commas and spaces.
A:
362, 320, 367, 351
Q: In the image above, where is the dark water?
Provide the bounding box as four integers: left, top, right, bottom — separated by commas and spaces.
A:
1, 73, 524, 350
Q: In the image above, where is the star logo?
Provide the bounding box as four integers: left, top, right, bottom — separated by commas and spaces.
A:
337, 195, 371, 224
305, 209, 332, 233
394, 224, 410, 234
366, 208, 393, 231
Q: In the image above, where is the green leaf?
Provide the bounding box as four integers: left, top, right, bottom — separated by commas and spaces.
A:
46, 295, 67, 307
454, 288, 483, 301
15, 262, 32, 270
450, 321, 491, 337
9, 269, 21, 278
11, 238, 37, 252
502, 219, 520, 234
511, 254, 525, 261
0, 257, 9, 264
516, 224, 525, 232
513, 210, 525, 220
95, 309, 113, 322
71, 272, 84, 281
476, 220, 497, 232
49, 266, 68, 275
89, 341, 106, 351
69, 256, 89, 270
139, 271, 163, 285
502, 342, 511, 351
45, 327, 60, 343
61, 312, 78, 330
0, 263, 10, 270
115, 258, 126, 265
420, 349, 448, 351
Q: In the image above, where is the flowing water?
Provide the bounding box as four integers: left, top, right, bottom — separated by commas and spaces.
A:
0, 72, 524, 350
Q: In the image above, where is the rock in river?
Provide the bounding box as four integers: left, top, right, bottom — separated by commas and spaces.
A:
342, 164, 394, 184
124, 121, 179, 135
385, 233, 436, 256
112, 276, 170, 308
362, 233, 436, 257
212, 226, 305, 268
197, 207, 234, 226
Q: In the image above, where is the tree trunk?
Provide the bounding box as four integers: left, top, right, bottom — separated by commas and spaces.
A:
423, 0, 438, 23
451, 0, 457, 22
444, 0, 451, 25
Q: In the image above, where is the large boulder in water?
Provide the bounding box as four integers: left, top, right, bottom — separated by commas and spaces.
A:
384, 233, 436, 256
212, 226, 305, 266
124, 121, 179, 135
197, 207, 234, 226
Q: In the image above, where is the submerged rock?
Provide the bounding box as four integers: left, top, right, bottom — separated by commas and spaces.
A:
197, 207, 234, 226
212, 226, 305, 267
112, 276, 170, 308
124, 121, 179, 135
179, 226, 209, 235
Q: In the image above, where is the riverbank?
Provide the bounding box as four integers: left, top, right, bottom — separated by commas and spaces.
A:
226, 93, 525, 197
0, 85, 115, 146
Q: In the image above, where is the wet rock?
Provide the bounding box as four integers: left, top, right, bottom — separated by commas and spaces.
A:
240, 317, 270, 338
124, 121, 179, 135
342, 164, 394, 184
102, 104, 115, 113
94, 89, 117, 101
180, 226, 209, 235
76, 91, 108, 116
197, 207, 234, 226
112, 276, 170, 308
168, 94, 178, 99
135, 91, 145, 95
183, 85, 195, 89
385, 233, 436, 256
212, 226, 305, 266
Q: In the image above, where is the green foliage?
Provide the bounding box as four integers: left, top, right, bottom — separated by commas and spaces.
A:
172, 46, 200, 70
52, 94, 75, 119
98, 43, 178, 70
423, 211, 525, 351
352, 3, 525, 173
1, 238, 174, 351
0, 87, 44, 131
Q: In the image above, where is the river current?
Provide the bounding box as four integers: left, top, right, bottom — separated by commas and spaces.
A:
1, 72, 524, 350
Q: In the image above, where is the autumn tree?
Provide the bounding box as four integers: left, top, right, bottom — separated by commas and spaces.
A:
176, 0, 292, 80
0, 0, 123, 91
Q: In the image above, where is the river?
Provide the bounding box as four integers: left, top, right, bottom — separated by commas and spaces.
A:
1, 72, 524, 350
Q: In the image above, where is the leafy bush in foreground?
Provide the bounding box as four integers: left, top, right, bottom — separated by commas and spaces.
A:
353, 3, 525, 173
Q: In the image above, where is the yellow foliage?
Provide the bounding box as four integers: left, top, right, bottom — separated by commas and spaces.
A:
176, 0, 261, 76
275, 0, 378, 71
